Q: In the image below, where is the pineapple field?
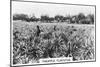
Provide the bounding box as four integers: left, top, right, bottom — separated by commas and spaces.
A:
12, 21, 95, 65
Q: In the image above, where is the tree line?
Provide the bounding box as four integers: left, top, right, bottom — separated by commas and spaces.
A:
13, 13, 94, 24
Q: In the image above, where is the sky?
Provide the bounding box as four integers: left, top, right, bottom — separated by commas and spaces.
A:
12, 1, 95, 18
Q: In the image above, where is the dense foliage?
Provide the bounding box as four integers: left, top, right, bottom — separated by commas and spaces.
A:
13, 13, 94, 24
13, 22, 94, 64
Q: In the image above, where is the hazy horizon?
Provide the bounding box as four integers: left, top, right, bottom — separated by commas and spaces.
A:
12, 1, 95, 18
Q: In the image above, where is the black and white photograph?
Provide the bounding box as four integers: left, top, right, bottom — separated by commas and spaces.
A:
11, 0, 96, 66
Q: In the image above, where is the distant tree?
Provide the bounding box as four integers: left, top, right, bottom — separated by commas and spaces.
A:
54, 15, 64, 22
40, 15, 50, 22
29, 14, 39, 22
49, 17, 54, 23
13, 14, 29, 22
77, 13, 86, 21
62, 16, 71, 23
86, 14, 94, 24
79, 19, 91, 24
79, 14, 94, 24
71, 16, 79, 24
